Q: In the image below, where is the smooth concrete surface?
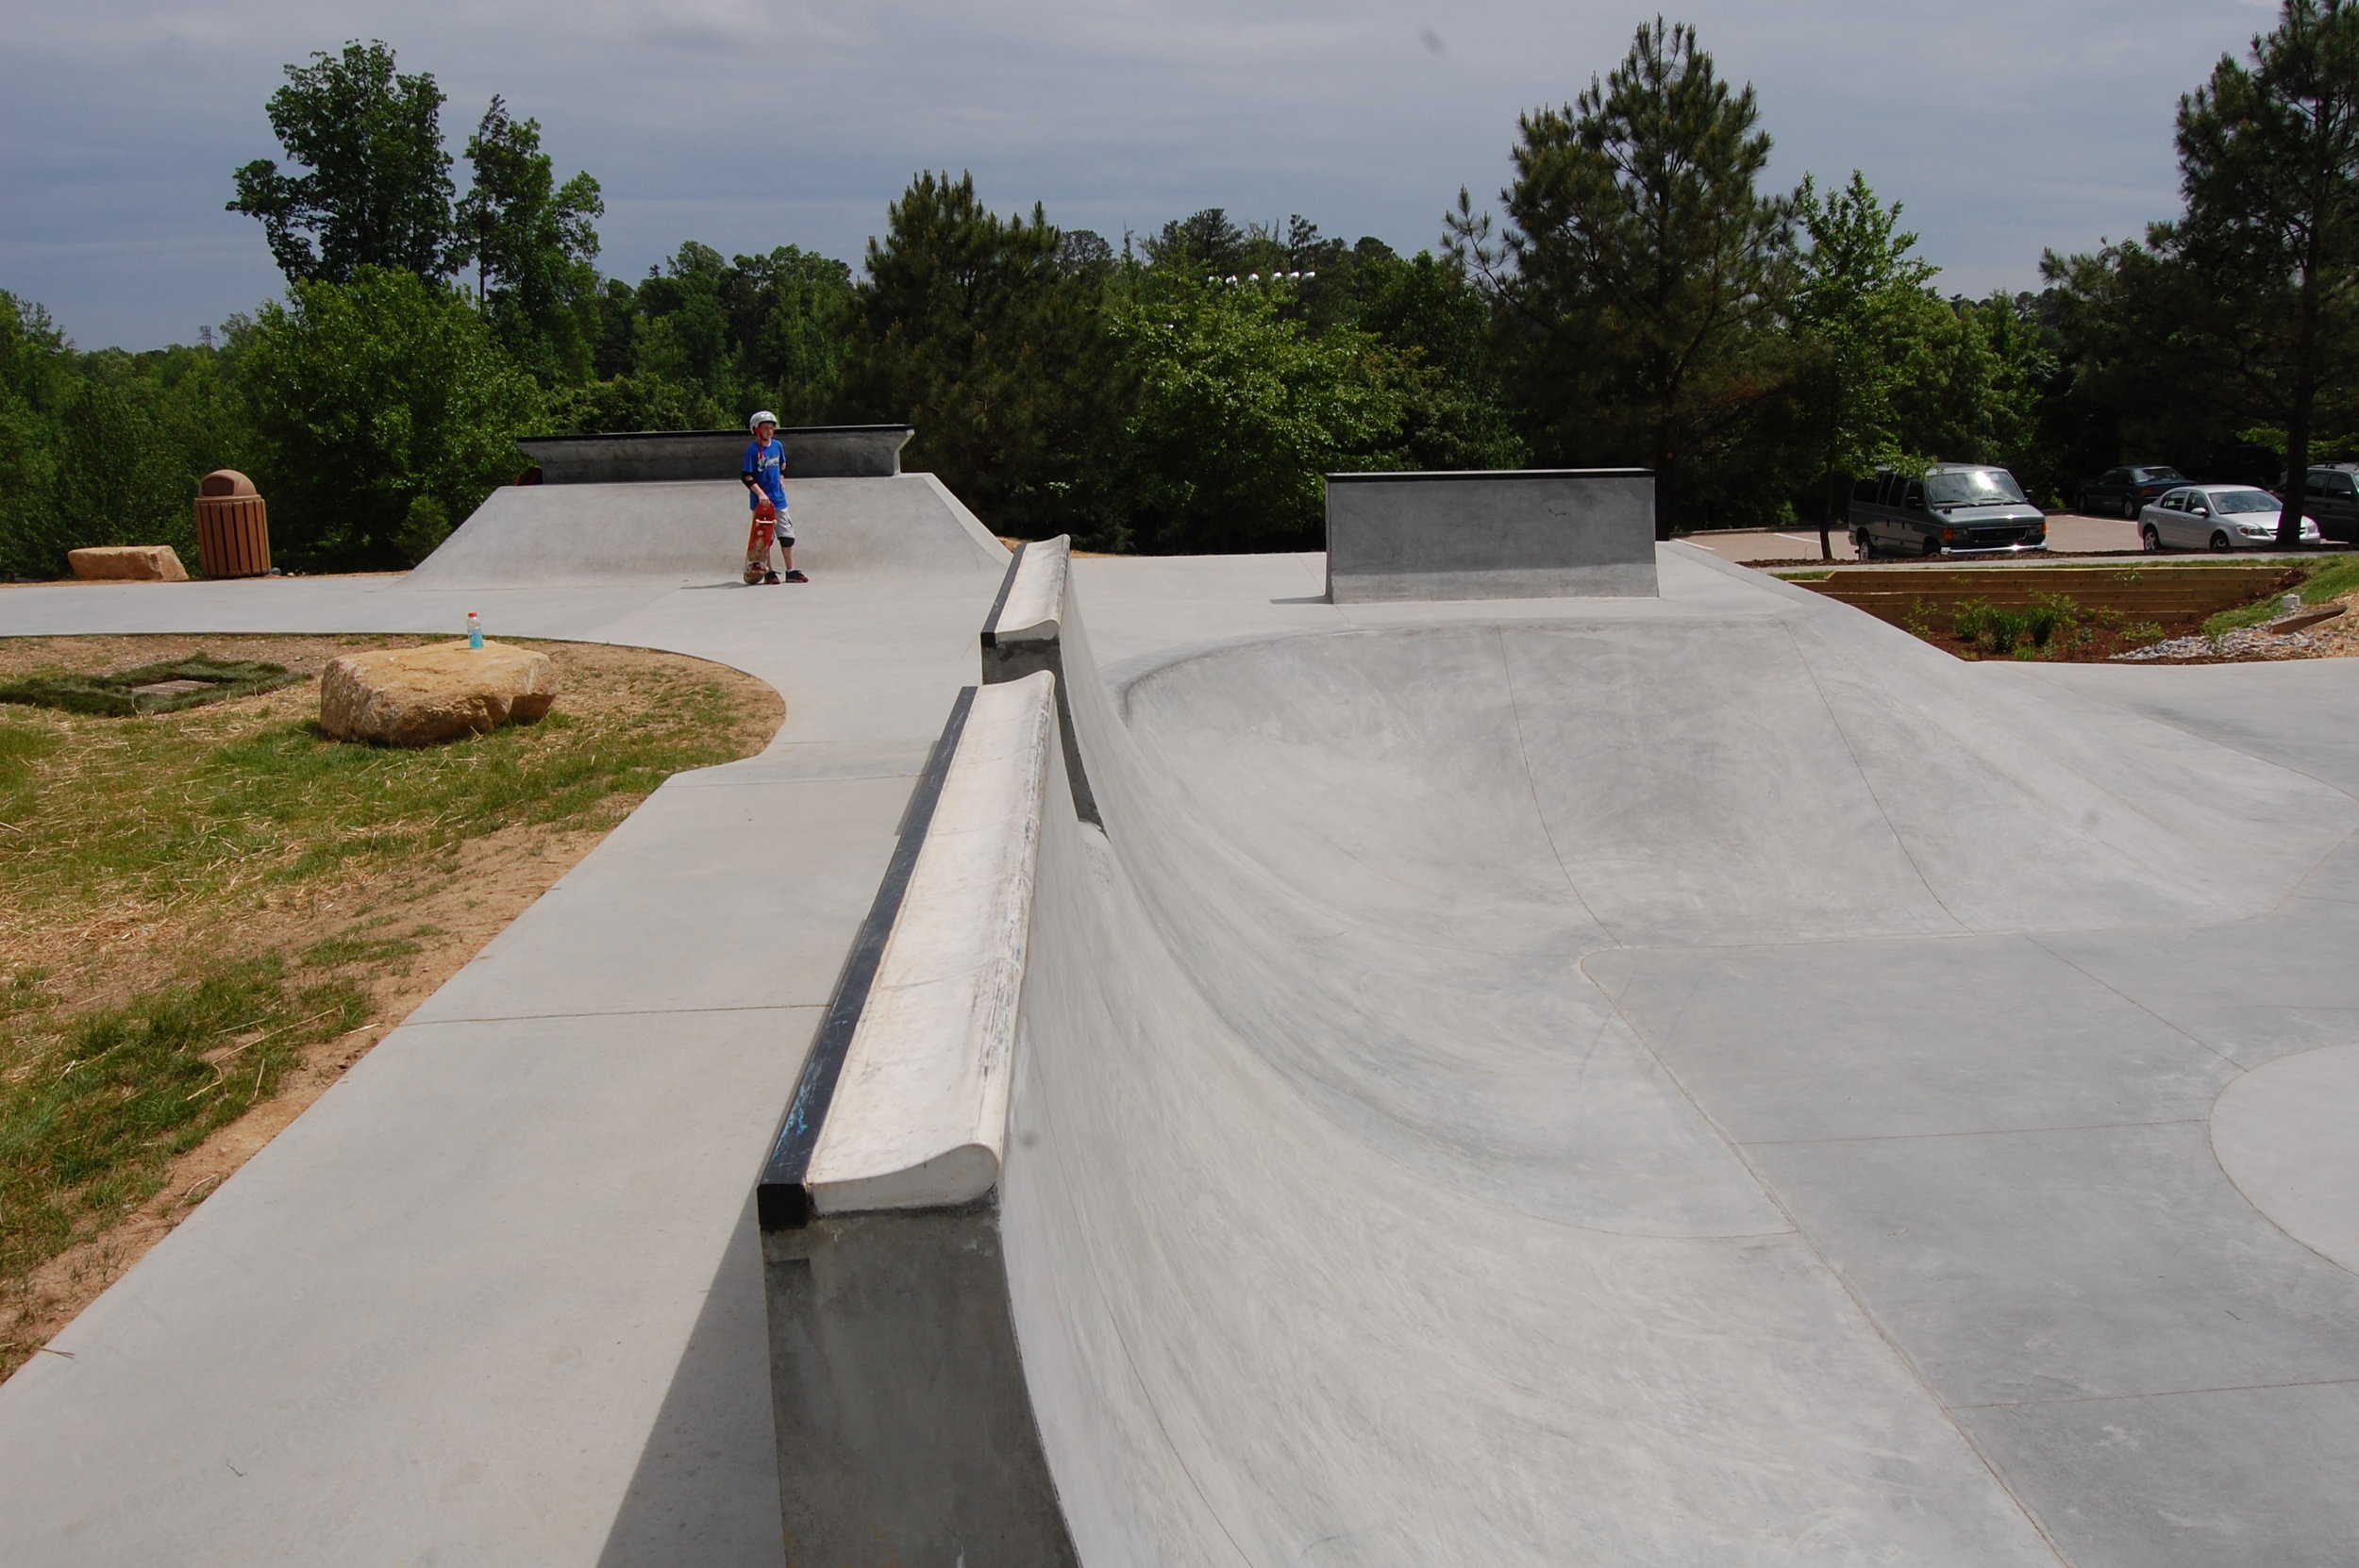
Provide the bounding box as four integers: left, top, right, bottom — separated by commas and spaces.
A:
983, 541, 2359, 1563
1325, 468, 1656, 602
410, 472, 999, 588
0, 477, 1010, 1567
8, 516, 2359, 1565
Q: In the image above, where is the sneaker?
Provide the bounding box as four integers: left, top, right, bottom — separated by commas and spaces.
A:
763, 570, 781, 584
782, 569, 809, 583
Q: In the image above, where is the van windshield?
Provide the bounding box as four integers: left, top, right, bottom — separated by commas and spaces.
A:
1925, 470, 2028, 508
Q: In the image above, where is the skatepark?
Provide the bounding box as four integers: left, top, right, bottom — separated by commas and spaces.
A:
2, 454, 2357, 1565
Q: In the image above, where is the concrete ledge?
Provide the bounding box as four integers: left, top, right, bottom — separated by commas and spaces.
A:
802, 673, 1052, 1212
516, 425, 915, 483
982, 540, 1100, 825
753, 673, 1077, 1565
1325, 468, 1657, 603
983, 538, 1068, 646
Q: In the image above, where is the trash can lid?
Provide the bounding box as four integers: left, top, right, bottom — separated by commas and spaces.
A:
199, 470, 257, 498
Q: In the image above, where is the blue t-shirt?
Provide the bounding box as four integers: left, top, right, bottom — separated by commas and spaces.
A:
743, 439, 788, 509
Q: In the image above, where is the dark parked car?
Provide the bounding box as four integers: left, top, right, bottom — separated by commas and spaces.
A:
1850, 464, 2047, 559
2296, 463, 2359, 543
2079, 465, 2187, 518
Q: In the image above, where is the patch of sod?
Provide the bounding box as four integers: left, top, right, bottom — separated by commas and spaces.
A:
0, 655, 306, 718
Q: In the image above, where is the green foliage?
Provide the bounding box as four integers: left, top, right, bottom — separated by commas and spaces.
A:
394, 493, 451, 564
0, 294, 252, 579
1111, 275, 1412, 552
844, 173, 1122, 541
1787, 173, 1945, 544
457, 96, 605, 385
236, 267, 539, 570
542, 371, 723, 435
0, 655, 303, 718
2046, 0, 2359, 541
1464, 18, 1796, 534
1951, 593, 2083, 657
227, 41, 458, 285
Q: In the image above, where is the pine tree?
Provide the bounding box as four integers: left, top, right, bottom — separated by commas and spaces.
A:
1460, 19, 1794, 536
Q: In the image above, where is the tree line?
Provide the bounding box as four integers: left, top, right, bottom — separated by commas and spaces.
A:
5, 5, 2357, 575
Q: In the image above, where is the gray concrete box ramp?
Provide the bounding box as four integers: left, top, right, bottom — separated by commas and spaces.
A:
409, 472, 1004, 587
775, 538, 2359, 1564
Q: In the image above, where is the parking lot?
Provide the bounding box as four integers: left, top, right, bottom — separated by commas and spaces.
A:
1685, 512, 2150, 564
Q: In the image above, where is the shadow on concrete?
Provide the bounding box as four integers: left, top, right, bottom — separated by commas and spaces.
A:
594, 1193, 784, 1568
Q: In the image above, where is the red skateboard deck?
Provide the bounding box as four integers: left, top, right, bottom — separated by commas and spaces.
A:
745, 498, 778, 582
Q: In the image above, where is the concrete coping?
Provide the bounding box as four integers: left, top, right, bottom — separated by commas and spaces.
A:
757, 674, 1056, 1226
982, 538, 1070, 646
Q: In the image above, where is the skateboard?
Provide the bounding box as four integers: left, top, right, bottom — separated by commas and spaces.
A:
744, 497, 779, 584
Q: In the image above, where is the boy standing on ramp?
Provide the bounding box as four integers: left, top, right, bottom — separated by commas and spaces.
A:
741, 411, 807, 584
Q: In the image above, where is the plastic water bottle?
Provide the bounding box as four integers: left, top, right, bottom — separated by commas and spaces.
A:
467, 610, 483, 650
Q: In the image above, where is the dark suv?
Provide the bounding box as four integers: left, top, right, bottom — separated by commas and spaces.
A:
2298, 464, 2359, 543
2080, 465, 2187, 518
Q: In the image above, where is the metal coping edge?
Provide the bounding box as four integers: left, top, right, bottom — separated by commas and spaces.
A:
755, 685, 979, 1231
1323, 467, 1653, 483
979, 540, 1029, 649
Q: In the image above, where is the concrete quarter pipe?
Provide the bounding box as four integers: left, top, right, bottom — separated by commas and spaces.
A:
766, 537, 2359, 1565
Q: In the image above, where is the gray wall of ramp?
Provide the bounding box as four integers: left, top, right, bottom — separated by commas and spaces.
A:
408, 473, 1004, 587
989, 548, 2353, 1562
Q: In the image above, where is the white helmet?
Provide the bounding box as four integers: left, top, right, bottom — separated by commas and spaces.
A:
748, 409, 778, 432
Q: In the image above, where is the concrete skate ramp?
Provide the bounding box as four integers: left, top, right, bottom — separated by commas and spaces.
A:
980, 557, 2354, 1561
407, 473, 1004, 587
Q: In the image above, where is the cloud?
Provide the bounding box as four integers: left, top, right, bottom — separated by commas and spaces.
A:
2, 0, 2250, 346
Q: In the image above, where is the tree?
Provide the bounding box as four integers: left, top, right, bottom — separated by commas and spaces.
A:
228, 42, 458, 285
1111, 275, 1409, 552
455, 97, 604, 384
236, 267, 538, 570
2173, 0, 2359, 542
843, 172, 1120, 540
1789, 173, 1942, 557
1456, 18, 1795, 536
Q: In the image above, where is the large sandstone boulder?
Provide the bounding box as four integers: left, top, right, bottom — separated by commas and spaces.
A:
68, 545, 190, 582
320, 641, 558, 746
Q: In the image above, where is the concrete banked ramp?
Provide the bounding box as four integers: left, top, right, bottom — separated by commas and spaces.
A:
761, 541, 2356, 1563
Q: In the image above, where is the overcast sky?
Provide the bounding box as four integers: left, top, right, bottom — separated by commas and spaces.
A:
2, 0, 2283, 350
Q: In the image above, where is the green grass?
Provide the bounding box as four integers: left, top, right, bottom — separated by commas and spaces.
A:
2201, 557, 2359, 637
0, 658, 758, 922
0, 957, 367, 1284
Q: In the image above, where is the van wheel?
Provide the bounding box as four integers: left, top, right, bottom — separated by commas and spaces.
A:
2210, 531, 2233, 553
2141, 524, 2162, 552
1854, 534, 1874, 561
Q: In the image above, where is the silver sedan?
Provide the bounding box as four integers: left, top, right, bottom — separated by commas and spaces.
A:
2139, 485, 2323, 551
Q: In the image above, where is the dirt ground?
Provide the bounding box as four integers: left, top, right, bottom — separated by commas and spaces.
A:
0, 634, 779, 1373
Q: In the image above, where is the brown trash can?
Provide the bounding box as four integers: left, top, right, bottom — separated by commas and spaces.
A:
193, 470, 271, 577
